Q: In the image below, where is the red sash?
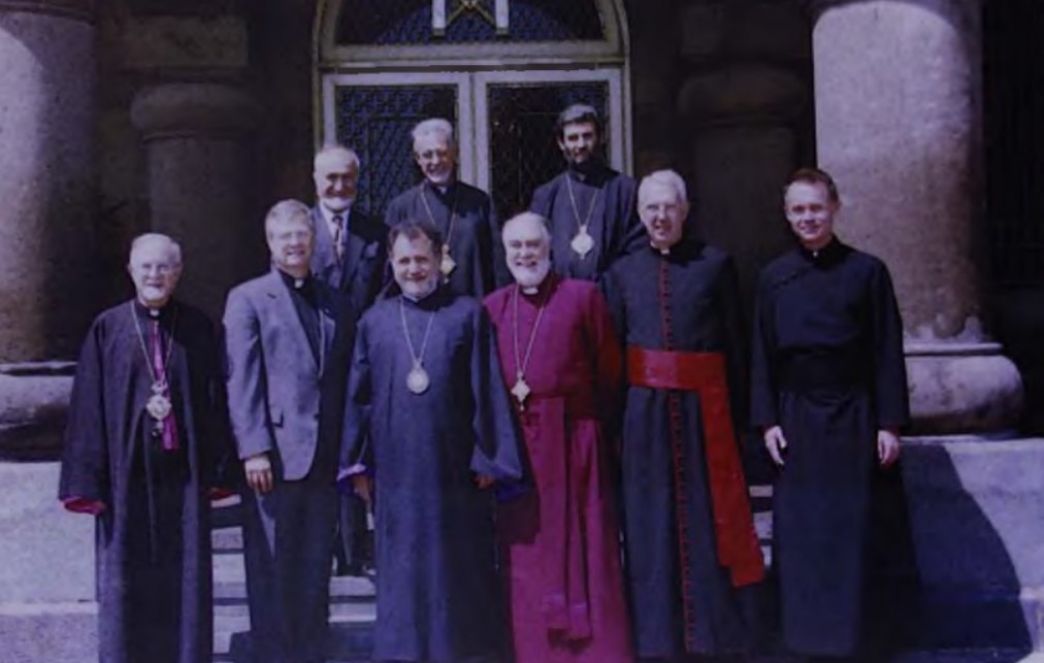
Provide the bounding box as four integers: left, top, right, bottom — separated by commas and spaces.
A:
627, 347, 765, 587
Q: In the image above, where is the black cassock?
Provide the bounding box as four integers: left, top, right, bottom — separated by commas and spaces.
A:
340, 289, 522, 662
385, 180, 507, 296
749, 240, 909, 656
530, 163, 641, 282
603, 240, 756, 657
59, 300, 234, 663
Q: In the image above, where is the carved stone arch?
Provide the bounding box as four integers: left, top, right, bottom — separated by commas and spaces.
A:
314, 0, 628, 66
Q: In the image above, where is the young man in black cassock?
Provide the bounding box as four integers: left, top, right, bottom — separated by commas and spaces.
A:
603, 170, 765, 661
529, 103, 641, 282
750, 168, 910, 659
59, 233, 235, 663
340, 219, 522, 663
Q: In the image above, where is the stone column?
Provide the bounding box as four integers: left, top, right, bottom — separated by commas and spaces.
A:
808, 0, 1022, 434
676, 1, 813, 309
131, 83, 261, 320
679, 64, 808, 307
0, 0, 98, 634
0, 0, 97, 361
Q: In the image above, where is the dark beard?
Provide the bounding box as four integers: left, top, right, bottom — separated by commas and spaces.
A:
567, 154, 603, 176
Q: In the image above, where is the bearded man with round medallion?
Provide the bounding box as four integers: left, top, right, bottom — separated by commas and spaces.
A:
339, 218, 522, 663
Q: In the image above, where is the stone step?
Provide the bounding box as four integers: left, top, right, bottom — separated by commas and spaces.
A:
213, 603, 376, 657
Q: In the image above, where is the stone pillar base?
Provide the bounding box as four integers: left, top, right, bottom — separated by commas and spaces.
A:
0, 363, 75, 460
906, 342, 1024, 435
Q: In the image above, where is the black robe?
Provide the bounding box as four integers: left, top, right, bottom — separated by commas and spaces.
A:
603, 240, 754, 657
340, 289, 523, 662
530, 163, 641, 282
749, 239, 909, 656
58, 300, 234, 663
385, 180, 507, 296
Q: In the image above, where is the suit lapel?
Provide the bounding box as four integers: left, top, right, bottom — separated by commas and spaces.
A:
262, 270, 320, 374
311, 207, 336, 274
340, 209, 367, 288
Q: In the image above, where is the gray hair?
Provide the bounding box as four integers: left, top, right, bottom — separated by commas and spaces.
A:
313, 144, 361, 172
265, 199, 314, 237
502, 211, 552, 245
129, 233, 182, 266
638, 169, 688, 207
411, 118, 456, 151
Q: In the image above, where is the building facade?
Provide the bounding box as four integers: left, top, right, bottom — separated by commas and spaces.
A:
0, 0, 1040, 658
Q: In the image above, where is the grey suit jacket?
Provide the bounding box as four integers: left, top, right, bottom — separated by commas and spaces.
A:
310, 205, 387, 318
224, 268, 355, 481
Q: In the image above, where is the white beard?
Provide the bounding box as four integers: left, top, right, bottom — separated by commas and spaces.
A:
510, 258, 551, 290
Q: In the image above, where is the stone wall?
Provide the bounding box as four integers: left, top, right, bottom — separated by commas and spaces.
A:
629, 0, 815, 312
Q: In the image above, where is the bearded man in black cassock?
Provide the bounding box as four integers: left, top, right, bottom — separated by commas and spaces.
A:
59, 233, 235, 663
529, 103, 641, 282
603, 170, 765, 661
750, 167, 909, 659
340, 219, 522, 663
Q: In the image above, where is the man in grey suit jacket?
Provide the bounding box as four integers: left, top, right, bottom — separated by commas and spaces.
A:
310, 145, 385, 576
225, 199, 356, 663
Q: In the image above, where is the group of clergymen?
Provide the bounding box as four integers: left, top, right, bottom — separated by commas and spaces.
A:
59, 103, 910, 663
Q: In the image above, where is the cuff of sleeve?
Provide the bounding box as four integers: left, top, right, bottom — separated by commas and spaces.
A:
208, 487, 236, 501
337, 464, 368, 482
62, 497, 106, 515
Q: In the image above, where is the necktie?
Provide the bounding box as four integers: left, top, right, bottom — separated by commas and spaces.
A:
150, 320, 179, 452
333, 214, 345, 264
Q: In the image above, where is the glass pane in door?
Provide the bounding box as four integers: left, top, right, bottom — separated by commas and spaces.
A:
486, 82, 609, 218
333, 85, 458, 218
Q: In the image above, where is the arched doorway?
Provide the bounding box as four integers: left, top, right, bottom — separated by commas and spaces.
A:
314, 0, 630, 219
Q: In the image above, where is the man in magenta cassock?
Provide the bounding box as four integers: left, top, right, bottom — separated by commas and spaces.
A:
484, 211, 634, 663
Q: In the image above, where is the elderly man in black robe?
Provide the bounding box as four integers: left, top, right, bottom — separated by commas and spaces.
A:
59, 233, 235, 663
750, 167, 909, 659
225, 200, 356, 663
340, 219, 522, 663
603, 170, 764, 660
529, 103, 641, 281
385, 117, 505, 296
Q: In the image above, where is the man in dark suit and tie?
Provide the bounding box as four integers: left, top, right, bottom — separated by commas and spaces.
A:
310, 144, 385, 576
310, 144, 387, 315
224, 199, 357, 663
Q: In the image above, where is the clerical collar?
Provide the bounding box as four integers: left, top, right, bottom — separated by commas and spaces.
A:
648, 234, 702, 261
133, 300, 174, 321
277, 269, 313, 291
519, 273, 558, 299
799, 237, 847, 265
424, 179, 456, 198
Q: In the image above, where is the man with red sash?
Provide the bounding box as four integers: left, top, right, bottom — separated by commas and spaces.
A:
485, 211, 633, 663
603, 170, 764, 660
